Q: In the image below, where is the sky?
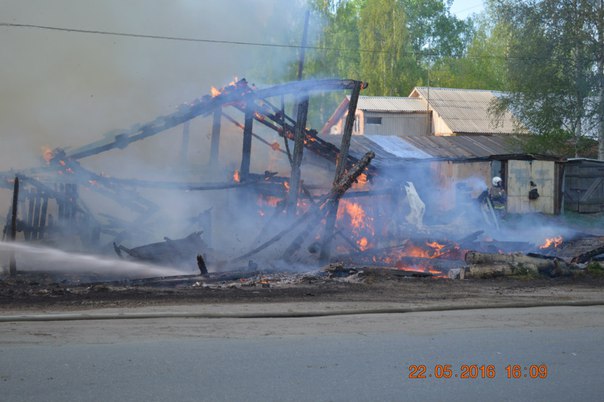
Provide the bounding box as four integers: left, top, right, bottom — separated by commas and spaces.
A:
450, 0, 485, 19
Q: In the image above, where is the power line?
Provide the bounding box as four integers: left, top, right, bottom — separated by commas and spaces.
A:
0, 21, 565, 62
0, 21, 390, 54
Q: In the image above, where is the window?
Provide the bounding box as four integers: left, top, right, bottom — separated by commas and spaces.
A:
366, 117, 382, 125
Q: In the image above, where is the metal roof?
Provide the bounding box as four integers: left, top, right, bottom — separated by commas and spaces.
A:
352, 95, 427, 112
411, 87, 520, 134
325, 134, 524, 165
400, 135, 523, 159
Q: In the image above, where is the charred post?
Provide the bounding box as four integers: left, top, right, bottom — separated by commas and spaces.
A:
197, 254, 208, 276
32, 191, 41, 240
320, 80, 364, 263
38, 194, 48, 240
240, 99, 254, 181
9, 176, 19, 276
287, 93, 309, 215
210, 108, 222, 169
297, 10, 310, 81
25, 190, 34, 241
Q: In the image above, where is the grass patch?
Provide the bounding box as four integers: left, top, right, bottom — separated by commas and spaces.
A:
586, 262, 604, 276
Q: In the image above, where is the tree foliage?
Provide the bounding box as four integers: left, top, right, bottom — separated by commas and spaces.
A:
489, 0, 604, 158
255, 0, 604, 159
429, 16, 508, 90
303, 0, 474, 95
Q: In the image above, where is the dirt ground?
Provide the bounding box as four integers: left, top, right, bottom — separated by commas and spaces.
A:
1, 271, 603, 313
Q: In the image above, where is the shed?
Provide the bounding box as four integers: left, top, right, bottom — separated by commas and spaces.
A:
324, 134, 563, 215
563, 158, 604, 213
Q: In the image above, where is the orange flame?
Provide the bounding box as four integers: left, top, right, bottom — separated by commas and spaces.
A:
42, 146, 53, 164
233, 170, 240, 183
335, 200, 375, 250
341, 201, 366, 230
395, 264, 446, 277
257, 195, 281, 208
210, 86, 221, 97
357, 237, 369, 251
426, 241, 446, 257
283, 181, 290, 191
352, 173, 368, 190
539, 236, 563, 249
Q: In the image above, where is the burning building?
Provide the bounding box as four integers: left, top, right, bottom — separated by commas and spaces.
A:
1, 78, 602, 281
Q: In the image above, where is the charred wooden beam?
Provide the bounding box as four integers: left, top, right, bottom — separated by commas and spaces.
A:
65, 80, 252, 161
240, 99, 254, 181
297, 10, 310, 80
324, 263, 433, 278
63, 79, 362, 162
210, 109, 222, 168
25, 190, 34, 241
320, 81, 364, 263
252, 79, 365, 99
287, 91, 309, 215
571, 244, 604, 264
221, 111, 288, 156
286, 9, 311, 215
9, 177, 19, 276
232, 99, 374, 175
31, 191, 42, 239
38, 194, 48, 239
197, 254, 208, 276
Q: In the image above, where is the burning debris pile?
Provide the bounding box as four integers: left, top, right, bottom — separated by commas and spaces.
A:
1, 78, 604, 286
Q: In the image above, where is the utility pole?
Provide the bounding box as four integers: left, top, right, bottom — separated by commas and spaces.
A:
287, 9, 311, 215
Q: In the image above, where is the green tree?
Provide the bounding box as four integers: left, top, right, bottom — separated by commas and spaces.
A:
357, 0, 418, 95
429, 16, 507, 90
490, 0, 604, 158
402, 0, 473, 59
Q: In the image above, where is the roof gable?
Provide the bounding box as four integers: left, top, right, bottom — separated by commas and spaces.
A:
411, 87, 520, 134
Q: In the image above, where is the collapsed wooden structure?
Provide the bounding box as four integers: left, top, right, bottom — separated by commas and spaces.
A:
0, 78, 381, 273
2, 78, 604, 281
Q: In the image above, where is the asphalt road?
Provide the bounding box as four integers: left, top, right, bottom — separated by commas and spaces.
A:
1, 305, 602, 402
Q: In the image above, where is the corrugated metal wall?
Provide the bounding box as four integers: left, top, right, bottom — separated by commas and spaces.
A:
564, 160, 604, 213
507, 160, 556, 214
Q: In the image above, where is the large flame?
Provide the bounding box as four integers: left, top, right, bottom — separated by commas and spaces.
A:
335, 200, 376, 251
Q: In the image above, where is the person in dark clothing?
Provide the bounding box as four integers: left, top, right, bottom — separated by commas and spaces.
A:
488, 176, 507, 217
